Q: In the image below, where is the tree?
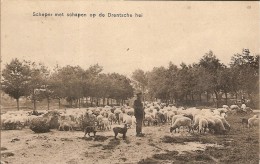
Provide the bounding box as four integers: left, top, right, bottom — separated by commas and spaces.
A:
199, 51, 225, 107
165, 62, 179, 104
1, 59, 31, 110
108, 73, 134, 105
26, 62, 50, 110
230, 49, 259, 107
132, 69, 148, 95
147, 67, 169, 102
55, 65, 85, 108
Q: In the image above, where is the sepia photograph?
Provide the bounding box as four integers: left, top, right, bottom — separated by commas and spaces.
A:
1, 1, 259, 164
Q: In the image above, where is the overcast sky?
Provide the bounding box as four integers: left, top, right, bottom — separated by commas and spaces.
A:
2, 1, 259, 76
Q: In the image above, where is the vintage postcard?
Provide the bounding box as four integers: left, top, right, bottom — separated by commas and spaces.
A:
1, 1, 259, 164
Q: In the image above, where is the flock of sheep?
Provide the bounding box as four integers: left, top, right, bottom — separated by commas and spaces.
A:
1, 102, 259, 138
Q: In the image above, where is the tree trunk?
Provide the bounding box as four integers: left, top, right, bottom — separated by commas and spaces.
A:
47, 98, 50, 110
199, 93, 202, 103
214, 91, 219, 108
96, 98, 99, 107
79, 98, 81, 108
16, 98, 19, 111
69, 100, 72, 108
33, 99, 36, 111
235, 92, 238, 104
206, 92, 209, 103
107, 98, 109, 105
91, 97, 93, 107
58, 99, 61, 109
225, 92, 228, 105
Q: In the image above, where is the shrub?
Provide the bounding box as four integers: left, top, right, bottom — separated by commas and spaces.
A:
29, 117, 50, 133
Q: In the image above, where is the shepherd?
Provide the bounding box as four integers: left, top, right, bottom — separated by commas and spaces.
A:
134, 92, 145, 137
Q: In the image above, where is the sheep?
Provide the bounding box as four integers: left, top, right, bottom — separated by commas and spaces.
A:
167, 111, 175, 123
144, 114, 154, 126
113, 124, 128, 140
123, 114, 133, 128
171, 114, 185, 126
108, 112, 116, 125
230, 105, 239, 111
99, 118, 111, 131
58, 119, 74, 131
212, 118, 226, 134
155, 112, 166, 124
204, 117, 216, 133
222, 105, 229, 109
183, 113, 193, 121
248, 115, 259, 128
170, 117, 193, 133
193, 115, 203, 132
199, 118, 208, 134
214, 115, 231, 131
119, 113, 124, 124
241, 104, 247, 110
131, 116, 137, 127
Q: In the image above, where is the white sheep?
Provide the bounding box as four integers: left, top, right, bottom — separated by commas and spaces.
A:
248, 115, 259, 128
144, 114, 154, 126
99, 118, 111, 130
58, 119, 74, 131
131, 116, 137, 126
171, 114, 185, 126
170, 117, 193, 133
222, 105, 229, 109
123, 114, 133, 128
199, 118, 208, 133
230, 105, 239, 110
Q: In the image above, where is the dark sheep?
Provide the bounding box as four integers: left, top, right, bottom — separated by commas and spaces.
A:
84, 126, 97, 137
113, 124, 128, 140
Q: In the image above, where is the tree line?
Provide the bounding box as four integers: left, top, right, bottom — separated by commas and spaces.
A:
1, 61, 134, 110
1, 49, 259, 110
131, 49, 259, 108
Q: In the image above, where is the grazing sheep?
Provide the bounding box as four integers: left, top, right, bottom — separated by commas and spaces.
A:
183, 113, 193, 121
170, 117, 193, 133
212, 118, 226, 134
155, 112, 166, 124
171, 114, 185, 126
192, 115, 202, 131
108, 113, 116, 125
113, 124, 128, 140
199, 118, 208, 133
58, 119, 74, 131
214, 115, 231, 131
101, 118, 111, 130
144, 114, 154, 126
